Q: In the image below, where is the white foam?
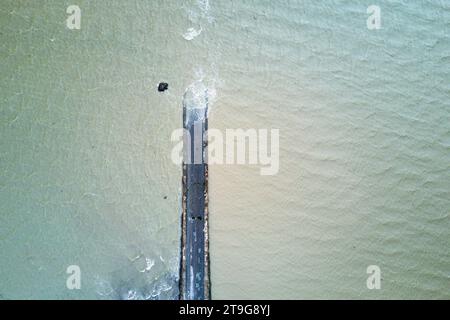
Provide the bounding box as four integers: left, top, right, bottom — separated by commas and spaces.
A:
183, 27, 202, 40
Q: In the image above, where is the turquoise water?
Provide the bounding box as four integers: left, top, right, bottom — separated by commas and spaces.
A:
1, 0, 449, 299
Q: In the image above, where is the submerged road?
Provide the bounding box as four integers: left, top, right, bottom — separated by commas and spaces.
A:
179, 87, 211, 300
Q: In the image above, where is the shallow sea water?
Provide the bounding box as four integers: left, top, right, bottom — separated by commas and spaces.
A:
1, 0, 449, 299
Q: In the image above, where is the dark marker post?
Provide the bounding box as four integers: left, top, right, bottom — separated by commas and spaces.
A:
179, 85, 211, 300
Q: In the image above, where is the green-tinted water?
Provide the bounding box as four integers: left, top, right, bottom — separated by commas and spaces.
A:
1, 0, 449, 299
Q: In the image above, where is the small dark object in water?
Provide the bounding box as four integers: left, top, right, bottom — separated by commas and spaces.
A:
163, 196, 167, 199
158, 82, 169, 92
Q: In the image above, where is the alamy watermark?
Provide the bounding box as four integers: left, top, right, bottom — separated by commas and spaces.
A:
66, 5, 81, 30
366, 265, 381, 289
171, 124, 280, 176
66, 265, 81, 290
367, 5, 381, 30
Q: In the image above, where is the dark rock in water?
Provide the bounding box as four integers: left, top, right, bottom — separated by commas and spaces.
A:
158, 82, 169, 92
